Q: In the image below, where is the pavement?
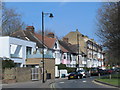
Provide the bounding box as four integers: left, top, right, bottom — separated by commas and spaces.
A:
2, 78, 67, 89
2, 79, 55, 88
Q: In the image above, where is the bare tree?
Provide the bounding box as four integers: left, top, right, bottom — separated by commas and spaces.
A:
96, 2, 120, 66
2, 3, 26, 36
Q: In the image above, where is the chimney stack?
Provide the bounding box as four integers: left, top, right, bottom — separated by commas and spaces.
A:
76, 29, 79, 32
26, 26, 35, 33
47, 32, 55, 38
63, 37, 69, 43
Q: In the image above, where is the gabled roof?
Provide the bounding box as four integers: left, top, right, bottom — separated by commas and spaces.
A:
34, 33, 57, 49
59, 40, 78, 54
60, 45, 69, 53
11, 30, 57, 49
11, 30, 44, 48
69, 44, 78, 54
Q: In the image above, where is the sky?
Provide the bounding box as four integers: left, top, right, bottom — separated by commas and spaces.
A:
5, 2, 103, 43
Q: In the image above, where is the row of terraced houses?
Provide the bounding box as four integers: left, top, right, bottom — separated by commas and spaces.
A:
0, 26, 105, 78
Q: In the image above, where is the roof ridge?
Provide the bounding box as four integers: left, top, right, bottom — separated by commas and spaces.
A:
11, 30, 22, 35
22, 30, 26, 36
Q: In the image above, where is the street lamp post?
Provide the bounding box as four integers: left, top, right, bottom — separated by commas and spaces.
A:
42, 12, 53, 83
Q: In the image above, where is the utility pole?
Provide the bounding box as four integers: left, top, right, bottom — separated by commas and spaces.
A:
77, 34, 80, 68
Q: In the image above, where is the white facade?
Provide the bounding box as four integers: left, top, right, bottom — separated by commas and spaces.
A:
86, 40, 104, 68
0, 36, 36, 67
59, 69, 68, 78
53, 40, 61, 77
53, 40, 61, 65
70, 54, 77, 67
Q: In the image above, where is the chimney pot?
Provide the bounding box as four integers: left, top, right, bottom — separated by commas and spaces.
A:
47, 32, 55, 38
26, 26, 35, 33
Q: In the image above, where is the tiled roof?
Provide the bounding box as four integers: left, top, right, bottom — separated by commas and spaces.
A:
11, 30, 44, 48
34, 33, 57, 49
60, 45, 69, 53
69, 44, 78, 54
11, 30, 57, 49
59, 40, 78, 54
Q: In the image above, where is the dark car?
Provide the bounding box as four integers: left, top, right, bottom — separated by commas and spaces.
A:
68, 72, 78, 80
90, 68, 99, 76
106, 69, 114, 74
114, 68, 120, 72
98, 69, 106, 75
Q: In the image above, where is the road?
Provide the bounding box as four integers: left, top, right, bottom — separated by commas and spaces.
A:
2, 76, 119, 89
51, 76, 117, 89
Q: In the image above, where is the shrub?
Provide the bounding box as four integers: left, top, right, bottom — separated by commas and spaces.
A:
66, 67, 77, 73
58, 64, 67, 70
2, 60, 15, 69
57, 64, 77, 73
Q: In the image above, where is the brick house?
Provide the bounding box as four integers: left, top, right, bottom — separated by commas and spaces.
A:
63, 29, 104, 68
63, 29, 87, 68
11, 26, 61, 77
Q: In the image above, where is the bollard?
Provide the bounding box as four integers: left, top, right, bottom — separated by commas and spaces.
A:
109, 74, 111, 79
99, 73, 101, 79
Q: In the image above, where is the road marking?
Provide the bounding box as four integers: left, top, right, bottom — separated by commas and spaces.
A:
50, 83, 56, 89
59, 82, 64, 83
83, 80, 86, 82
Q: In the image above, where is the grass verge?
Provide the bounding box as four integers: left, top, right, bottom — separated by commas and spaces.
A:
97, 78, 119, 86
96, 73, 120, 86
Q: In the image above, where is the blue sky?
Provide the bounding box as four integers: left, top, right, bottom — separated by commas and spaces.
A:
5, 2, 102, 42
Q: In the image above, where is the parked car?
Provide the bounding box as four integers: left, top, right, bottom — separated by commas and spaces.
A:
77, 71, 83, 79
90, 68, 99, 76
106, 69, 114, 74
98, 69, 106, 75
68, 72, 78, 80
77, 69, 90, 78
114, 68, 120, 72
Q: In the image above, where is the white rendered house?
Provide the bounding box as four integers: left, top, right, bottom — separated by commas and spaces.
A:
0, 36, 36, 67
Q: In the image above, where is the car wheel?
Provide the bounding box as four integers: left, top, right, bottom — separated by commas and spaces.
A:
80, 75, 83, 79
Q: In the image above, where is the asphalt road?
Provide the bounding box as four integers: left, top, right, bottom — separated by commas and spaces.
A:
51, 76, 117, 89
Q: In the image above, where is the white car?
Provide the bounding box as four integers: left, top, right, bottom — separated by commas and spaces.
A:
77, 70, 90, 78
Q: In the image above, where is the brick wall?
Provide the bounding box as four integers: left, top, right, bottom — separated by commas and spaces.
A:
3, 67, 32, 83
2, 58, 55, 84
15, 67, 31, 82
26, 58, 55, 79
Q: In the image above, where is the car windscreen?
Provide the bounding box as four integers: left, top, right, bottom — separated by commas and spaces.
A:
70, 72, 76, 74
78, 70, 85, 72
